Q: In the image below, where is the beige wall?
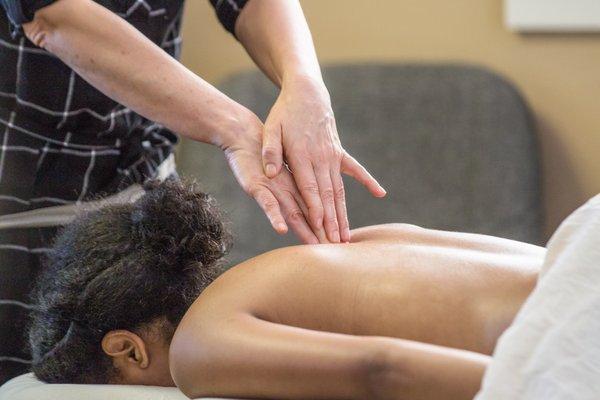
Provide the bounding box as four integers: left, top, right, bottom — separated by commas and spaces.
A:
180, 0, 600, 238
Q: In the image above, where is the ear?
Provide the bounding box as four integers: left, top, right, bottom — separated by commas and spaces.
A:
102, 330, 149, 369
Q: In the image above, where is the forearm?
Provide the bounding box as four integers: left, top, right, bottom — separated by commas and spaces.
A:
378, 338, 489, 400
235, 0, 323, 88
171, 309, 489, 400
171, 315, 376, 400
23, 0, 249, 147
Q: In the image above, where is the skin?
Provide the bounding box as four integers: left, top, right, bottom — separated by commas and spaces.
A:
107, 224, 543, 400
102, 327, 174, 387
21, 0, 384, 245
236, 0, 387, 243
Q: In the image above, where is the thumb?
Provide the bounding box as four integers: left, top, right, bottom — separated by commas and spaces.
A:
262, 122, 283, 178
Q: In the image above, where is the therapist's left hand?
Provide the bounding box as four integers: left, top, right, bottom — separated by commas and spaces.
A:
262, 75, 386, 243
222, 110, 326, 245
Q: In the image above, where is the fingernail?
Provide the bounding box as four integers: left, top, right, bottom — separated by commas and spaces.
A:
276, 222, 288, 233
266, 163, 277, 177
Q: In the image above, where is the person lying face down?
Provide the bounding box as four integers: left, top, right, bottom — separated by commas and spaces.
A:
29, 180, 545, 400
28, 180, 228, 387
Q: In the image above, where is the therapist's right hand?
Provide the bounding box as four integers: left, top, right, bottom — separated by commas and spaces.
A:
221, 112, 327, 244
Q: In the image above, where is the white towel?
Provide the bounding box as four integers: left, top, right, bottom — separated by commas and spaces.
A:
0, 372, 243, 400
476, 194, 600, 400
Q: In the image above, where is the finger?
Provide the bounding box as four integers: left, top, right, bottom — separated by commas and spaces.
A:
289, 158, 327, 238
291, 191, 330, 244
262, 122, 284, 178
341, 152, 387, 198
279, 191, 319, 245
315, 164, 340, 243
250, 185, 288, 234
331, 169, 350, 243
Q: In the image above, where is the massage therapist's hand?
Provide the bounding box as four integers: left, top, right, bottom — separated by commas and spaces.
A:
222, 111, 325, 244
23, 0, 382, 244
261, 75, 387, 243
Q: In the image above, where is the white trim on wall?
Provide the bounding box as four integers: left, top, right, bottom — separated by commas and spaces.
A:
506, 0, 600, 32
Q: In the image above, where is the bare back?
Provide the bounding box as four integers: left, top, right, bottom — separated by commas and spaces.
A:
171, 224, 544, 399
184, 224, 543, 354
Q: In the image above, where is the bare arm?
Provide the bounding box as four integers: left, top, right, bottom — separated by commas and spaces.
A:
20, 0, 327, 243
22, 0, 249, 147
235, 0, 321, 87
170, 312, 489, 400
234, 0, 386, 244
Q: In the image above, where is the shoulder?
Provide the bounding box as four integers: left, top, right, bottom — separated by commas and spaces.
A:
186, 245, 317, 313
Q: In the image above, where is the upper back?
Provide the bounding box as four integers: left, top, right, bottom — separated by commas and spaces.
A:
187, 224, 543, 353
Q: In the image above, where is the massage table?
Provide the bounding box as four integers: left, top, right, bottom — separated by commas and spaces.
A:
0, 372, 243, 400
2, 194, 600, 400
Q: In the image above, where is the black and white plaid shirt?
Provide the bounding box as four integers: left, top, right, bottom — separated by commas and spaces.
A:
0, 0, 248, 383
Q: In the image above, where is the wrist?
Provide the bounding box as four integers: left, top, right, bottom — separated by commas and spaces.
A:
211, 103, 261, 151
282, 70, 326, 92
281, 72, 331, 107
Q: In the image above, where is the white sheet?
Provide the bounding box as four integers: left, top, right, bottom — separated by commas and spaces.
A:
0, 373, 241, 400
476, 194, 600, 399
0, 373, 189, 400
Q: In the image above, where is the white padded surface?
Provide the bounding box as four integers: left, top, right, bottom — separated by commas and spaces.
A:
0, 373, 241, 400
476, 193, 600, 399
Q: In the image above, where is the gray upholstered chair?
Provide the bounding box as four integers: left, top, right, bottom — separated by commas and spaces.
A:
177, 64, 542, 266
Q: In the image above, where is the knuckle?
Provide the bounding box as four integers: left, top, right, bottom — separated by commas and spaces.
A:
315, 150, 329, 164
321, 188, 335, 203
288, 151, 307, 163
247, 183, 264, 197
334, 186, 346, 201
262, 146, 280, 158
301, 183, 320, 196
286, 209, 305, 223
263, 200, 280, 213
262, 197, 279, 210
332, 147, 344, 161
248, 182, 271, 200
246, 184, 259, 197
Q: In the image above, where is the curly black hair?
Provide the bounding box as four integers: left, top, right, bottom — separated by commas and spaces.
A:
28, 179, 231, 384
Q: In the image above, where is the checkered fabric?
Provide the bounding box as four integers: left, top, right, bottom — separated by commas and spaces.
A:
0, 0, 249, 383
